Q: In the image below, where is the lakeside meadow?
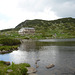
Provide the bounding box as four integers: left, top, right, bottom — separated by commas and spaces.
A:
0, 17, 75, 75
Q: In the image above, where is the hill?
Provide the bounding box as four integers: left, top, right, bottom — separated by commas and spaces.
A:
15, 17, 75, 30
0, 17, 75, 39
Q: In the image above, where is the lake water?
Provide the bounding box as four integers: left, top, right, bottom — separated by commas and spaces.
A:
0, 39, 75, 75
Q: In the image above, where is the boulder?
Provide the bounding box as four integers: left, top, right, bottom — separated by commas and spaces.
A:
26, 67, 37, 74
46, 64, 55, 69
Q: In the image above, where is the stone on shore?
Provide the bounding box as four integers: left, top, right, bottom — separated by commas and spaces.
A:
28, 73, 37, 75
27, 67, 37, 74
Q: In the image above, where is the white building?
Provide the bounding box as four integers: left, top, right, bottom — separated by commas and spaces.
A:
18, 27, 35, 34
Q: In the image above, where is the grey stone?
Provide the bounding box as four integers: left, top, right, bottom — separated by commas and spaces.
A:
46, 64, 55, 69
28, 73, 37, 75
27, 67, 37, 74
35, 64, 39, 68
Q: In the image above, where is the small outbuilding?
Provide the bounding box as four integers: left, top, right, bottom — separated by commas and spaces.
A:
18, 27, 35, 35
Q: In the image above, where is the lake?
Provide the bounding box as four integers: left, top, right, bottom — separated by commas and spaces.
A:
0, 39, 75, 75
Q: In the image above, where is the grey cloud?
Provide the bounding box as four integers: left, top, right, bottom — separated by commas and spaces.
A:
45, 0, 75, 17
18, 0, 75, 18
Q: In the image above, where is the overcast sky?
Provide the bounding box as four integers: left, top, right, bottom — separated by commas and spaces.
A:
0, 0, 75, 30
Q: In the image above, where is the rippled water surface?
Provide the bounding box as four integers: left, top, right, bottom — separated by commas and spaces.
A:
0, 39, 75, 75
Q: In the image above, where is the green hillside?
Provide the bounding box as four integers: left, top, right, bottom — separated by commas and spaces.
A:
0, 17, 75, 39
14, 17, 75, 39
15, 17, 75, 30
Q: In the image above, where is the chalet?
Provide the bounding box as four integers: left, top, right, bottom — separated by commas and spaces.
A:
18, 27, 35, 34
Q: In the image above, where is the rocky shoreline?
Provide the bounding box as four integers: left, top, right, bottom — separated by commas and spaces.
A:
0, 48, 18, 54
0, 50, 13, 54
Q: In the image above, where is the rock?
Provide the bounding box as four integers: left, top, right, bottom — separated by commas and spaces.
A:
28, 73, 38, 75
4, 61, 10, 65
7, 69, 13, 73
35, 59, 40, 64
35, 64, 39, 68
46, 64, 55, 69
35, 61, 37, 64
36, 59, 40, 61
27, 67, 37, 74
0, 50, 13, 54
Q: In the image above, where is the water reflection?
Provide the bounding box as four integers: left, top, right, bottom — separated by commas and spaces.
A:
9, 50, 28, 64
0, 39, 75, 75
19, 40, 42, 52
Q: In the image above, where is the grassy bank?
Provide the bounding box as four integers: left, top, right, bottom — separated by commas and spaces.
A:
0, 61, 30, 75
0, 38, 21, 53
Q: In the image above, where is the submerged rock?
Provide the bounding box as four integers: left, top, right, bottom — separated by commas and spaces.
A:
46, 64, 55, 69
35, 59, 40, 64
36, 59, 40, 61
35, 64, 39, 68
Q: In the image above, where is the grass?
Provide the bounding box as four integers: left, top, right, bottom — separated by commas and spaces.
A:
0, 38, 21, 53
0, 61, 30, 75
0, 28, 75, 40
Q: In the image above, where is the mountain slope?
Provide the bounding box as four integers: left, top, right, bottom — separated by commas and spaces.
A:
15, 17, 75, 30
0, 17, 75, 39
14, 17, 75, 38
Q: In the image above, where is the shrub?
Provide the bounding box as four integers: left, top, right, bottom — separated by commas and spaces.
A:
0, 46, 18, 51
0, 38, 21, 45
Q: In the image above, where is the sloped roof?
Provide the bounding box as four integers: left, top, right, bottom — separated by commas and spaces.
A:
18, 27, 35, 32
